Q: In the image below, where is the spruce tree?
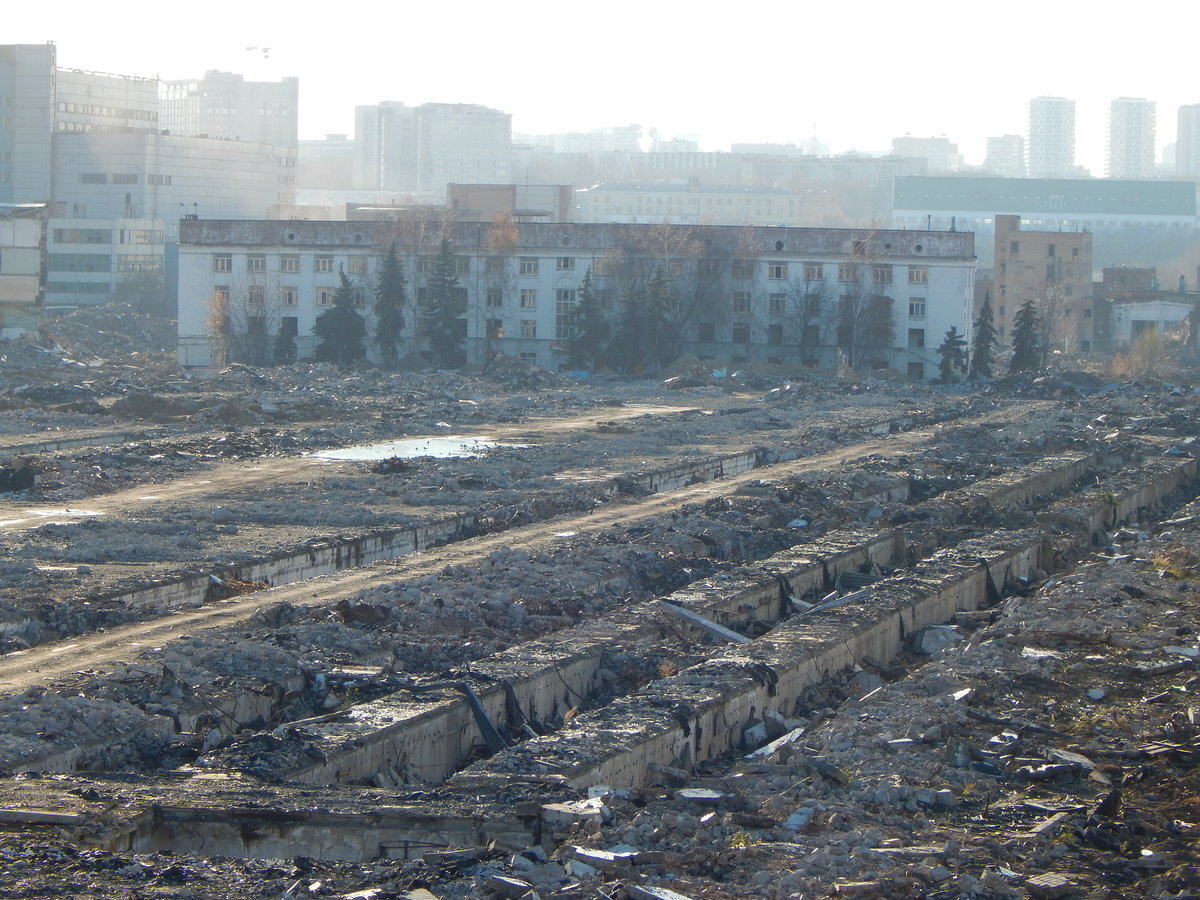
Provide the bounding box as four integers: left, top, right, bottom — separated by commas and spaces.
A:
968, 291, 998, 380
937, 326, 968, 383
272, 328, 296, 365
611, 283, 647, 374
313, 267, 367, 367
1009, 299, 1041, 373
373, 241, 408, 368
644, 267, 674, 372
567, 269, 611, 370
421, 238, 466, 368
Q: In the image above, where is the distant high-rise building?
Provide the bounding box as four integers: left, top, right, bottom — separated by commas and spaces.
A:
516, 125, 643, 154
1107, 97, 1156, 179
1028, 97, 1076, 178
160, 71, 299, 149
354, 101, 511, 195
0, 43, 57, 203
984, 134, 1026, 177
890, 135, 961, 172
1177, 104, 1200, 179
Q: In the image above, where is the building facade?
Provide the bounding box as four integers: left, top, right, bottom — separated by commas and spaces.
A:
0, 44, 56, 203
56, 67, 158, 136
1177, 104, 1200, 179
353, 102, 511, 196
177, 220, 975, 380
892, 175, 1197, 268
51, 131, 295, 223
44, 217, 164, 310
992, 215, 1094, 352
160, 71, 299, 150
1028, 97, 1076, 179
890, 136, 962, 173
575, 182, 806, 226
983, 135, 1026, 177
1, 44, 299, 307
0, 202, 46, 337
1108, 97, 1156, 179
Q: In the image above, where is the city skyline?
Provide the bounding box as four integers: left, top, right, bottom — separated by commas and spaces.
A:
7, 0, 1199, 176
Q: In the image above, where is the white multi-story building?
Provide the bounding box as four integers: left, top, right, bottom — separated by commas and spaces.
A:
891, 136, 962, 173
44, 217, 164, 310
56, 67, 158, 136
52, 131, 295, 225
576, 182, 804, 226
1, 44, 300, 307
983, 135, 1026, 177
0, 44, 56, 204
177, 220, 975, 381
1028, 97, 1076, 179
1176, 104, 1200, 179
1108, 97, 1156, 179
160, 71, 299, 150
353, 102, 511, 195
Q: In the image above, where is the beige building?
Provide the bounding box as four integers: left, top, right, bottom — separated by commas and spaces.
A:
993, 215, 1094, 354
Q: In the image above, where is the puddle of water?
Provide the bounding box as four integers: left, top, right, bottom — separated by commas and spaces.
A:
310, 436, 518, 461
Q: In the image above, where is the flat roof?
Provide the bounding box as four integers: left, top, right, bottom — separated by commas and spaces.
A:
894, 176, 1196, 216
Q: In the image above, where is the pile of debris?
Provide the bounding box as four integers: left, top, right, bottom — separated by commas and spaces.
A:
42, 303, 177, 362
474, 353, 569, 390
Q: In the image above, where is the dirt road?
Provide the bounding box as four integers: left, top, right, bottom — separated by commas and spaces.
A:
0, 407, 1036, 694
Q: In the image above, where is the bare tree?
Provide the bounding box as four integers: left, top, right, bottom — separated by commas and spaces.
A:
221, 274, 285, 366
786, 269, 836, 367
830, 232, 897, 370
205, 289, 231, 368
479, 212, 518, 358
1037, 282, 1079, 365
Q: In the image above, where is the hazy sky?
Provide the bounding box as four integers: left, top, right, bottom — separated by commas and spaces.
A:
9, 0, 1198, 174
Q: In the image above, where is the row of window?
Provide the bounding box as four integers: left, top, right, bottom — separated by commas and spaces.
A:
53, 228, 164, 245
206, 253, 933, 285
57, 102, 156, 120
512, 257, 930, 284
213, 254, 371, 274
81, 173, 172, 185
728, 292, 929, 318
212, 284, 365, 306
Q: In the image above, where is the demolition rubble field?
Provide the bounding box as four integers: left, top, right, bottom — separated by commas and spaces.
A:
0, 308, 1199, 899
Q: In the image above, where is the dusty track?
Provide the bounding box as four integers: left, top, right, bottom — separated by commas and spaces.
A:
0, 404, 690, 533
0, 403, 1043, 694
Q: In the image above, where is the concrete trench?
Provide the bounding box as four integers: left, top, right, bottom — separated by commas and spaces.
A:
70, 449, 767, 619
6, 450, 1196, 862
1, 449, 1117, 782
160, 451, 1109, 792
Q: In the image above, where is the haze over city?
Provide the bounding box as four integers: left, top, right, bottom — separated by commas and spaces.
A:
8, 0, 1197, 173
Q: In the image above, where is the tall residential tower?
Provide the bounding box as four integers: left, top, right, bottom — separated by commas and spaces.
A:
1028, 96, 1076, 178
1108, 97, 1156, 179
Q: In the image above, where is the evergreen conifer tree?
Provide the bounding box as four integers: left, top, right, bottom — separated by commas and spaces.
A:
968, 291, 998, 380
421, 238, 466, 368
313, 267, 367, 367
937, 326, 968, 382
373, 241, 408, 368
1009, 299, 1042, 373
567, 269, 611, 370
